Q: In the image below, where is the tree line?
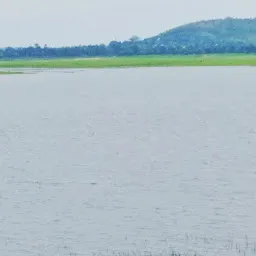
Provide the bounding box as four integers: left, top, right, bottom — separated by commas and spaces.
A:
2, 17, 256, 59
1, 40, 256, 59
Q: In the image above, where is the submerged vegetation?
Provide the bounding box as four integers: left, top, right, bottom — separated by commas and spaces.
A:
2, 18, 256, 59
0, 71, 23, 75
0, 54, 256, 68
92, 234, 256, 256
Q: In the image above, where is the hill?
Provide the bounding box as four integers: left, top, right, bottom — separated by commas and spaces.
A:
1, 17, 256, 58
141, 17, 256, 54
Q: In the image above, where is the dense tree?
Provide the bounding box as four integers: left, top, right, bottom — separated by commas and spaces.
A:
129, 36, 140, 42
1, 18, 256, 59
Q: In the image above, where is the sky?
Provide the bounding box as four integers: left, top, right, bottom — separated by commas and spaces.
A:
1, 0, 256, 47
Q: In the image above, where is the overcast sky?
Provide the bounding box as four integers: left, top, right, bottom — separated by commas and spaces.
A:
1, 0, 256, 47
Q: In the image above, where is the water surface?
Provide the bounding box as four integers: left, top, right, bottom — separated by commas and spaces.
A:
1, 67, 256, 256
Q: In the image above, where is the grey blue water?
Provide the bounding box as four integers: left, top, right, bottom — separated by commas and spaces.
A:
1, 67, 256, 256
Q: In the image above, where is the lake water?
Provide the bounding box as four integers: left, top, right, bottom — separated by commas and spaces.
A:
1, 67, 256, 256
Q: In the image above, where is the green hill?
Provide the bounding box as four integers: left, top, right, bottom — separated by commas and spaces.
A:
142, 17, 256, 54
2, 17, 256, 58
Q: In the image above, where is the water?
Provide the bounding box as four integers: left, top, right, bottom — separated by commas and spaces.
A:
1, 67, 256, 256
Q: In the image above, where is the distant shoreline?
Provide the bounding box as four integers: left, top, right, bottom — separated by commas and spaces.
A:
0, 54, 256, 70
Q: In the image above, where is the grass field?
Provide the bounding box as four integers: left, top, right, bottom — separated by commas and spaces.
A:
0, 54, 256, 69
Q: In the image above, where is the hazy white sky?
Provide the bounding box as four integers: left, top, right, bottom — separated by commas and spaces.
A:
1, 0, 256, 47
